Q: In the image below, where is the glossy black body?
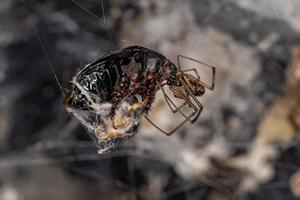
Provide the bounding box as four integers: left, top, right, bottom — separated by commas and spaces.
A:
64, 45, 177, 112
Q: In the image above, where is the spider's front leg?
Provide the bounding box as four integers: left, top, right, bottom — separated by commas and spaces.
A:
144, 83, 203, 136
168, 85, 203, 123
162, 84, 197, 118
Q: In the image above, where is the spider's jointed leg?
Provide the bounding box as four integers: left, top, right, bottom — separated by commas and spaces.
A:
177, 54, 216, 90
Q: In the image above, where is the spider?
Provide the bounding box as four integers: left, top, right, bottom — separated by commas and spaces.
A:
63, 45, 215, 153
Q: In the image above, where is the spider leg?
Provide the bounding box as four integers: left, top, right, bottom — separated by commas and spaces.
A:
161, 80, 203, 123
158, 82, 191, 118
145, 81, 203, 136
168, 85, 203, 123
177, 55, 216, 90
145, 91, 201, 135
162, 85, 188, 114
179, 75, 204, 122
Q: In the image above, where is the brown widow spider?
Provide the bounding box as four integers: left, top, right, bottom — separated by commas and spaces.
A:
145, 54, 215, 135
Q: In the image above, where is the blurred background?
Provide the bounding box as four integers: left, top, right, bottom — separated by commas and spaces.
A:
1, 0, 300, 199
